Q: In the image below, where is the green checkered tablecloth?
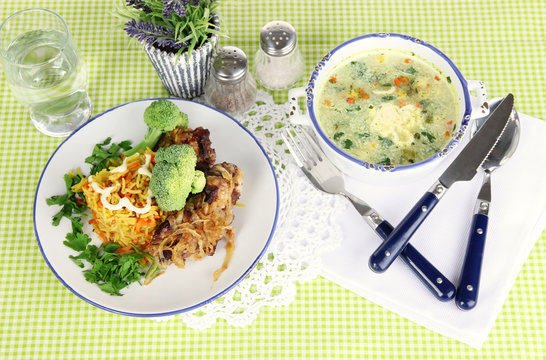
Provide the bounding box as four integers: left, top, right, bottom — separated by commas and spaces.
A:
1, 0, 544, 358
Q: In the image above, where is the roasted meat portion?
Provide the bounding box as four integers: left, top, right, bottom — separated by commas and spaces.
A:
147, 162, 244, 279
156, 126, 216, 171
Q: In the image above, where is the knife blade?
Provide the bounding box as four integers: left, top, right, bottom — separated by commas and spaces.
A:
438, 94, 514, 188
368, 93, 514, 273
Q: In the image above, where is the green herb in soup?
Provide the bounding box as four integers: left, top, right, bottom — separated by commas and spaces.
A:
316, 50, 459, 166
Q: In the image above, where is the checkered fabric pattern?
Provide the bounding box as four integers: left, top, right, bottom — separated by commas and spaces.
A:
1, 0, 544, 358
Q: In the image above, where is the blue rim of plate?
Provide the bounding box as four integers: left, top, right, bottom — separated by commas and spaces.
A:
306, 32, 472, 173
32, 98, 279, 317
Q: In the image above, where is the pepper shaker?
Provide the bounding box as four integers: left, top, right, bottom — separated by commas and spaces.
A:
204, 46, 257, 116
254, 21, 305, 90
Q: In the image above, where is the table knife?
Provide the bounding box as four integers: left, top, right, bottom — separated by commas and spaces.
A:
368, 93, 514, 273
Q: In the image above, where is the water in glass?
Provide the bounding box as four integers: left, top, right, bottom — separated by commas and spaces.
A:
0, 9, 92, 137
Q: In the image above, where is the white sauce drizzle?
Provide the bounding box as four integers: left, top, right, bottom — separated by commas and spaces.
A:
109, 161, 127, 173
87, 154, 153, 214
137, 154, 153, 177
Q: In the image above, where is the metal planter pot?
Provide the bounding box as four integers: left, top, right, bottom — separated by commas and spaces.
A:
143, 17, 219, 99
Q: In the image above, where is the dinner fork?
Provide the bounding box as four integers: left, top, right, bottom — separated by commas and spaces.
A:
282, 126, 456, 301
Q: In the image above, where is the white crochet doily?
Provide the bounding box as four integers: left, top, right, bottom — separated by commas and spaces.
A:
164, 90, 347, 329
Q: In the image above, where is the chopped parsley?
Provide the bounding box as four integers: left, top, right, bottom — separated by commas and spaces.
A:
342, 139, 354, 149
71, 243, 144, 296
421, 130, 436, 143
378, 135, 394, 147
419, 99, 433, 109
85, 137, 132, 175
333, 132, 345, 141
46, 138, 157, 296
350, 61, 368, 77
367, 73, 386, 83
46, 173, 87, 226
357, 132, 370, 139
346, 105, 362, 112
403, 66, 418, 75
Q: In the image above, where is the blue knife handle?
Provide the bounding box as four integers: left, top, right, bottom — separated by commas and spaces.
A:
455, 213, 489, 310
375, 220, 455, 301
369, 190, 441, 273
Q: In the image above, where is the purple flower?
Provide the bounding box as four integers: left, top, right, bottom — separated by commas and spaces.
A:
162, 0, 189, 18
126, 0, 151, 13
124, 19, 187, 52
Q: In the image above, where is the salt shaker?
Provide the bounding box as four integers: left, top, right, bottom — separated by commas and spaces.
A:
204, 46, 257, 116
254, 21, 305, 90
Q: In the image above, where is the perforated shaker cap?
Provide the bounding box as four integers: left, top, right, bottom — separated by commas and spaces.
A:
260, 21, 297, 57
211, 46, 248, 83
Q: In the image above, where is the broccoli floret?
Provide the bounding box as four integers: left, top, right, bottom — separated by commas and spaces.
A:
149, 144, 205, 211
191, 170, 206, 194
149, 161, 189, 211
154, 141, 194, 164
123, 99, 189, 157
144, 99, 188, 131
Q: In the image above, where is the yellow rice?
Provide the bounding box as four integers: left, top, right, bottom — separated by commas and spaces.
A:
73, 150, 167, 249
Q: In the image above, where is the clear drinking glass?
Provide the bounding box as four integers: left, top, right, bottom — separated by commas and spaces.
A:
0, 8, 92, 137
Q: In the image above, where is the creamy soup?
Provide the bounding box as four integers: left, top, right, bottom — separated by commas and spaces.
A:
315, 49, 459, 166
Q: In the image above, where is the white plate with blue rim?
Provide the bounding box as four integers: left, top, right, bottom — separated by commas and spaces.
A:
33, 99, 279, 317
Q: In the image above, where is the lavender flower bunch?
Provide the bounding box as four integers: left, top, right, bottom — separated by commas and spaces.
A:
117, 0, 223, 58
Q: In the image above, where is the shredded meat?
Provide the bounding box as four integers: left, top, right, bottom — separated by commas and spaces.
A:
147, 162, 244, 279
156, 126, 216, 171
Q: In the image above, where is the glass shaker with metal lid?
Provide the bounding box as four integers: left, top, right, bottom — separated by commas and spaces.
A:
204, 46, 257, 116
254, 21, 304, 90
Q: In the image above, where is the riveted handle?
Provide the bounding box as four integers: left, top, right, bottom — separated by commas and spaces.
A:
455, 213, 489, 310
369, 191, 441, 273
374, 221, 455, 301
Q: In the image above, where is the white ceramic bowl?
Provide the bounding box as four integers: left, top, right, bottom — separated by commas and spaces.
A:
289, 33, 488, 184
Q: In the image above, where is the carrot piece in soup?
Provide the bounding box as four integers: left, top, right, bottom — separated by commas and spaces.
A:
357, 88, 369, 99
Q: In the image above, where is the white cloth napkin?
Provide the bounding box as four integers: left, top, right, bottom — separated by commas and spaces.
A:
320, 112, 546, 348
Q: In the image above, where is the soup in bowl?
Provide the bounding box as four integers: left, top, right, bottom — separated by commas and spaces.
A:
289, 33, 487, 183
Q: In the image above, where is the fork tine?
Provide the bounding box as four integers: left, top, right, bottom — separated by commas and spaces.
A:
285, 126, 457, 302
288, 127, 322, 168
299, 127, 325, 163
284, 125, 336, 170
291, 128, 319, 167
282, 127, 309, 169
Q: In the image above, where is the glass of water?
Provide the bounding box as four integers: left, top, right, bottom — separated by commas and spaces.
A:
0, 8, 92, 137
